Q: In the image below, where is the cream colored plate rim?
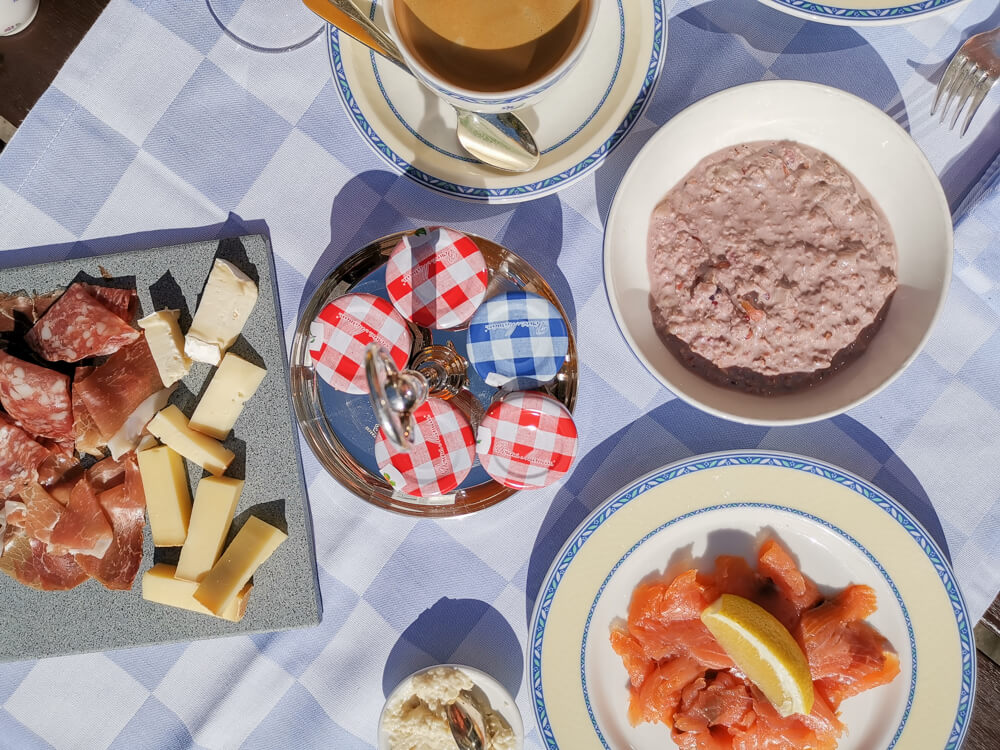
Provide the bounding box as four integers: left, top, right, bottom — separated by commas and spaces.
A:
528, 450, 974, 749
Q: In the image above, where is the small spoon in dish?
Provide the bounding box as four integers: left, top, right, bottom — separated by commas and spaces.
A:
447, 692, 488, 750
302, 0, 540, 173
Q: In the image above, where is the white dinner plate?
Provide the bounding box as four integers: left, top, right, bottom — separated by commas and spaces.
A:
529, 451, 974, 749
754, 0, 969, 25
326, 0, 665, 202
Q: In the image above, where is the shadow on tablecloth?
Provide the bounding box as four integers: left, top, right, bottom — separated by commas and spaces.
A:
380, 597, 524, 701
524, 397, 947, 627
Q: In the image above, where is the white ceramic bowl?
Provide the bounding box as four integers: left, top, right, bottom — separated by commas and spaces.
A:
604, 80, 952, 426
377, 663, 524, 749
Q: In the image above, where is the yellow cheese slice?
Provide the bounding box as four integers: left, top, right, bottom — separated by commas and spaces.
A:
137, 444, 192, 547
138, 309, 192, 386
174, 476, 244, 583
189, 353, 267, 440
143, 563, 251, 622
185, 259, 258, 365
194, 516, 287, 615
147, 404, 234, 476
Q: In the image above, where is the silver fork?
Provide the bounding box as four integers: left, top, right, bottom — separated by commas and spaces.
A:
931, 26, 1000, 136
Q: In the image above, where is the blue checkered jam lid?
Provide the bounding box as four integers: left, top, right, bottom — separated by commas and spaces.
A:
466, 290, 569, 389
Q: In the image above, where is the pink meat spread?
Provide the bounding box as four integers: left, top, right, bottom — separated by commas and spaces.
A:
647, 140, 897, 393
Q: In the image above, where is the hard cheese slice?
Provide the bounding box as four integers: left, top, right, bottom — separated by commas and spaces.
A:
137, 444, 192, 547
138, 310, 192, 386
147, 404, 234, 476
185, 259, 258, 366
174, 476, 243, 583
143, 563, 251, 622
189, 353, 266, 440
194, 516, 287, 616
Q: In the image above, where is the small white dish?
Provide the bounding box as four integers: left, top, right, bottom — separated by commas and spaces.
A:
604, 80, 953, 426
529, 451, 975, 749
327, 0, 665, 202
377, 663, 524, 750
753, 0, 969, 25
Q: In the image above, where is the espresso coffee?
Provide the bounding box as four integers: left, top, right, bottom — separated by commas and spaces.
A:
394, 0, 591, 93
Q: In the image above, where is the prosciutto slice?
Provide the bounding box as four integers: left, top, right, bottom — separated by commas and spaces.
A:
0, 414, 51, 498
75, 456, 146, 590
48, 476, 113, 557
83, 284, 138, 323
0, 291, 33, 333
0, 350, 74, 441
0, 525, 89, 591
18, 483, 65, 544
36, 438, 80, 487
25, 283, 140, 362
74, 338, 164, 438
72, 366, 105, 457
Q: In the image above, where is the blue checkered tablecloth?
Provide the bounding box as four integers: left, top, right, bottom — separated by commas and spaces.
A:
1, 1, 999, 748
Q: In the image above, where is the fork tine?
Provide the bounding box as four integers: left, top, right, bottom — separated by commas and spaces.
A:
960, 75, 993, 136
932, 53, 967, 116
939, 58, 976, 123
948, 65, 982, 129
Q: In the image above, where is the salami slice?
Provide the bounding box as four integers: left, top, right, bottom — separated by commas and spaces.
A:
75, 456, 145, 590
0, 414, 51, 498
0, 350, 74, 441
75, 337, 164, 438
83, 284, 138, 323
0, 526, 90, 591
25, 283, 140, 362
48, 476, 113, 558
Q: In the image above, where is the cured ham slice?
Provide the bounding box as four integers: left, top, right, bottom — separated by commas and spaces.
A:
25, 283, 140, 362
0, 414, 51, 498
74, 338, 164, 438
0, 291, 33, 333
87, 455, 127, 492
0, 350, 74, 441
18, 483, 65, 544
36, 439, 80, 487
83, 284, 138, 323
48, 476, 113, 557
0, 525, 89, 591
107, 385, 176, 459
75, 456, 146, 590
72, 366, 104, 457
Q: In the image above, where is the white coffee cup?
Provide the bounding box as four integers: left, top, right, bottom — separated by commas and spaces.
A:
1, 0, 39, 37
382, 0, 599, 114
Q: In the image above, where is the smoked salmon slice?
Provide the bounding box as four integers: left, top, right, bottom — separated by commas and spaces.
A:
611, 540, 898, 749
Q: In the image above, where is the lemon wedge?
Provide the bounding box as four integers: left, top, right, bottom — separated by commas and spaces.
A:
700, 593, 814, 717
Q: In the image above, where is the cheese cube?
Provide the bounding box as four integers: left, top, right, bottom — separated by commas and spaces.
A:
147, 405, 234, 476
137, 444, 192, 547
185, 259, 258, 366
175, 476, 244, 582
194, 516, 287, 615
138, 310, 191, 386
143, 564, 251, 622
189, 353, 267, 440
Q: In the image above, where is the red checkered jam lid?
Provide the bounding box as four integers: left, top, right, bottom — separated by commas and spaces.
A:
476, 391, 578, 490
385, 227, 489, 330
375, 397, 476, 499
308, 293, 412, 394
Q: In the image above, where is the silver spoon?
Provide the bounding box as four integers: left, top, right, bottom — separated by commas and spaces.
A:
302, 0, 540, 173
446, 692, 488, 750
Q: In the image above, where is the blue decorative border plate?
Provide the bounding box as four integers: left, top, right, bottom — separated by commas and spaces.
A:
326, 0, 665, 202
529, 450, 975, 749
761, 0, 966, 24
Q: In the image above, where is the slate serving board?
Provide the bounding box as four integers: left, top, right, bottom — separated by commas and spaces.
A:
0, 235, 322, 662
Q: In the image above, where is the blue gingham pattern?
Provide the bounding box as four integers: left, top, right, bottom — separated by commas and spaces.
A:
467, 291, 570, 390
0, 0, 998, 748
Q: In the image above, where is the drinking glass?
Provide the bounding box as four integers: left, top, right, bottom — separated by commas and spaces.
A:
206, 0, 325, 53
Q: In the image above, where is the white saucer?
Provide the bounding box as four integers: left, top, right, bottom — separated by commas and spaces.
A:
754, 0, 969, 25
327, 0, 665, 203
